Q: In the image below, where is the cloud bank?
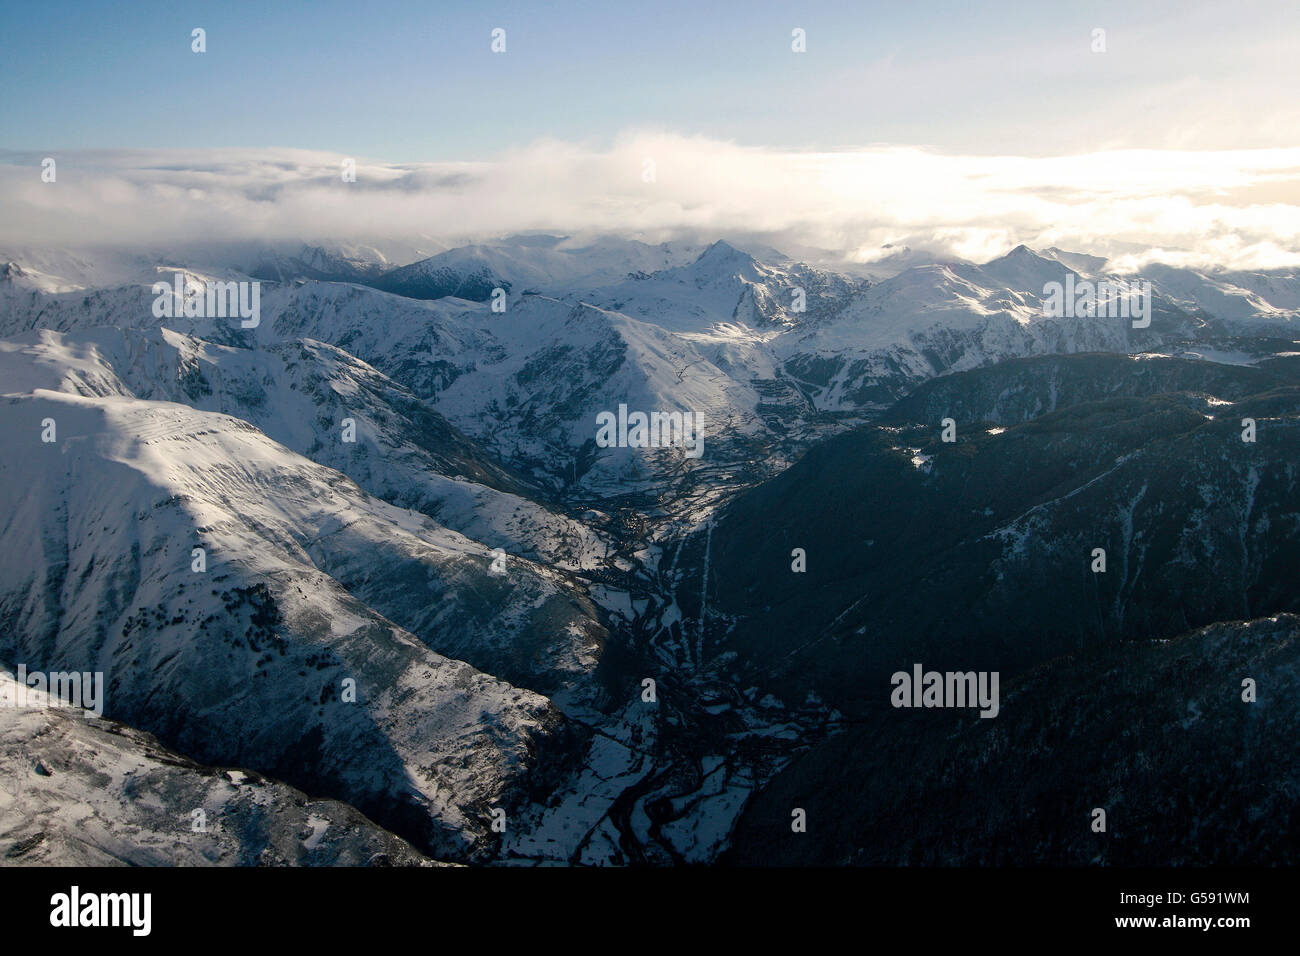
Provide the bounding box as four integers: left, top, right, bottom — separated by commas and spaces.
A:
3, 133, 1299, 271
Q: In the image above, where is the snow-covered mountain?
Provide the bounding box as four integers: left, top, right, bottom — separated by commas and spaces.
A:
370, 235, 703, 301
6, 239, 1296, 485
0, 671, 439, 866
0, 327, 612, 572
730, 613, 1300, 866
0, 384, 609, 859
3, 234, 1299, 867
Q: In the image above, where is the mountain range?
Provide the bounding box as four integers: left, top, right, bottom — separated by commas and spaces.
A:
2, 234, 1297, 865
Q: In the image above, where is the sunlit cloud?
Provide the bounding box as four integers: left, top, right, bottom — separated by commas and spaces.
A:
2, 134, 1299, 271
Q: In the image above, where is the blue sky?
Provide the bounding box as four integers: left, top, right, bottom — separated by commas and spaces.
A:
3, 1, 1297, 266
2, 0, 1296, 159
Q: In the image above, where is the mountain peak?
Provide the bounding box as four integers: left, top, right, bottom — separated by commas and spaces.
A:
980, 245, 1055, 271
976, 243, 1073, 291
691, 240, 762, 279
697, 239, 743, 259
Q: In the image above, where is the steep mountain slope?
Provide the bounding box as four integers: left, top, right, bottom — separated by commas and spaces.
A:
1144, 263, 1300, 324
777, 249, 1204, 410
429, 294, 770, 494
0, 327, 612, 572
0, 671, 437, 867
579, 240, 864, 333
371, 235, 700, 301
2, 237, 1300, 867
0, 388, 606, 859
683, 365, 1300, 713
728, 614, 1300, 865
884, 351, 1300, 426
0, 279, 783, 502
5, 241, 1292, 507
248, 242, 411, 285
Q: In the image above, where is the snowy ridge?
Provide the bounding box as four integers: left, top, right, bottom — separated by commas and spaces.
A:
0, 388, 601, 859
0, 671, 440, 866
4, 239, 1296, 494
0, 327, 613, 572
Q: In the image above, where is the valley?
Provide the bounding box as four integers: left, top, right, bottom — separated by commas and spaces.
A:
2, 235, 1298, 865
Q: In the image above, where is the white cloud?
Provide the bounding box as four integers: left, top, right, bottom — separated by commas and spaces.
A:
3, 134, 1299, 270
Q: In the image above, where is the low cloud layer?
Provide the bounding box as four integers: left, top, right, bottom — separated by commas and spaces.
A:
3, 134, 1299, 271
